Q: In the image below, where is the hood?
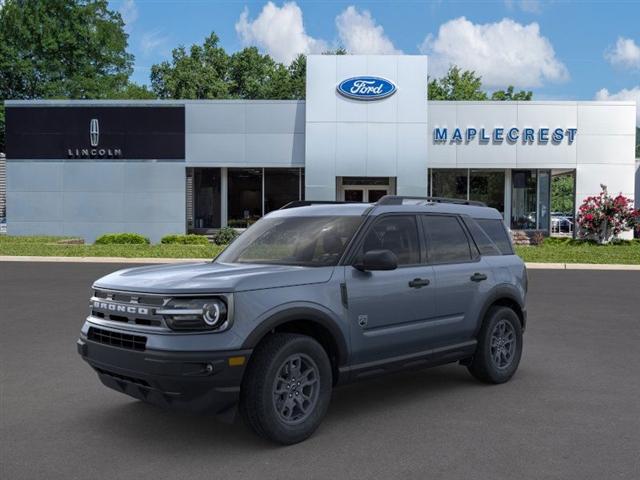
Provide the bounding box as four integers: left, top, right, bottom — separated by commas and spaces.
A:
93, 261, 335, 294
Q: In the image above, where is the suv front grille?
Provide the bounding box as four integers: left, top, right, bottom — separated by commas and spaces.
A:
90, 289, 169, 329
88, 327, 147, 351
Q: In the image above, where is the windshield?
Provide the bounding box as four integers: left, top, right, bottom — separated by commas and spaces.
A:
216, 216, 363, 267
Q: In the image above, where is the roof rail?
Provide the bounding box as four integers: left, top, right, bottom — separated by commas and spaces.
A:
279, 200, 365, 210
376, 195, 487, 207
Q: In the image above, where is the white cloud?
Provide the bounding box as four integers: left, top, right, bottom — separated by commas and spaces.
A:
335, 6, 401, 55
595, 87, 640, 124
605, 37, 640, 70
140, 30, 168, 56
119, 0, 138, 33
235, 1, 327, 64
504, 0, 542, 14
420, 17, 568, 88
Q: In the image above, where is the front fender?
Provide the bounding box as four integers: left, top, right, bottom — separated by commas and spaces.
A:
240, 302, 349, 366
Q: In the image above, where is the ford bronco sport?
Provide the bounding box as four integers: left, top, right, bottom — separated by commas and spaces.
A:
77, 196, 527, 444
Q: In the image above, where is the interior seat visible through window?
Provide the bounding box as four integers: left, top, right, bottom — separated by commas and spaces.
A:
360, 216, 420, 265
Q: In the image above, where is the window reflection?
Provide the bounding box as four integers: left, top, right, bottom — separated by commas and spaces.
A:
511, 170, 537, 230
227, 168, 262, 228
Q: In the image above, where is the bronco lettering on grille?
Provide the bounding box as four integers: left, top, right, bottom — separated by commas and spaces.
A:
92, 301, 149, 315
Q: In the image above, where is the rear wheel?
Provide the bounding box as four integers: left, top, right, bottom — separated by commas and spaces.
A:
467, 306, 523, 384
240, 333, 332, 444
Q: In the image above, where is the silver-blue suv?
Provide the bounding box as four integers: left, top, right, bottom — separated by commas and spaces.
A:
78, 196, 527, 444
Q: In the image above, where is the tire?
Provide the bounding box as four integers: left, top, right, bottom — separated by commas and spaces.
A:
239, 333, 332, 445
467, 306, 523, 384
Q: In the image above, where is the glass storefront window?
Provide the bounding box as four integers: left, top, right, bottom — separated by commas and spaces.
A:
430, 169, 468, 199
537, 170, 551, 232
228, 168, 263, 228
511, 170, 537, 230
264, 168, 302, 213
469, 170, 505, 214
193, 168, 221, 229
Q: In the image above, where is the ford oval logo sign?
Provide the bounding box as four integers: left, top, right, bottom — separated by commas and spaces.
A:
337, 76, 397, 101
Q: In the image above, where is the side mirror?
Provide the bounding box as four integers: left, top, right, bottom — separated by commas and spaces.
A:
354, 249, 398, 271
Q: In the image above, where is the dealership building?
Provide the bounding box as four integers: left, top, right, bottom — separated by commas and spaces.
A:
3, 55, 638, 242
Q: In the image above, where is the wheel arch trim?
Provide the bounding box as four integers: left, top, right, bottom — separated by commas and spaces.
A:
241, 305, 349, 367
476, 284, 526, 334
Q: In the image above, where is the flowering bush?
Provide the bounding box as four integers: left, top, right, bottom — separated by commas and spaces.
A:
577, 185, 639, 244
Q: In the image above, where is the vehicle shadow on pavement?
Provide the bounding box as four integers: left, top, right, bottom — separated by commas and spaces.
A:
80, 364, 480, 448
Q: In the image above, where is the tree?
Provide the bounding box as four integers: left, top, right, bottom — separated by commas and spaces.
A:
288, 54, 306, 100
0, 0, 138, 151
228, 47, 288, 99
150, 33, 230, 99
0, 0, 133, 99
491, 86, 533, 101
428, 66, 533, 102
151, 33, 310, 100
428, 67, 487, 101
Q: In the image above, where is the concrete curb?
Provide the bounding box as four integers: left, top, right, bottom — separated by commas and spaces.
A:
525, 262, 640, 270
1, 255, 639, 270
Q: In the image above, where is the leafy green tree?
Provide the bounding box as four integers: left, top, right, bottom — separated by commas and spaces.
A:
151, 33, 309, 100
323, 47, 347, 55
428, 66, 488, 101
288, 54, 306, 100
428, 66, 533, 102
0, 0, 133, 99
150, 33, 229, 99
0, 0, 137, 151
110, 83, 156, 100
491, 86, 533, 101
228, 47, 286, 99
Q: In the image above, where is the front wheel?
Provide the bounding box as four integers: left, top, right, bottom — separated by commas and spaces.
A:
240, 333, 332, 444
467, 306, 523, 384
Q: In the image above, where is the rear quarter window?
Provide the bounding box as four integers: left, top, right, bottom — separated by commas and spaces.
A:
476, 218, 514, 255
462, 217, 501, 256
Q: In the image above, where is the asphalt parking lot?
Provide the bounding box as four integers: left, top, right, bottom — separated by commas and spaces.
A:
1, 262, 639, 480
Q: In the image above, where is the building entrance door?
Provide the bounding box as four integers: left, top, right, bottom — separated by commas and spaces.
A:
339, 177, 394, 203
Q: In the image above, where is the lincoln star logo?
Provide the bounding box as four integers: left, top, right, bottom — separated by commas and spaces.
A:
90, 118, 99, 147
92, 300, 149, 316
67, 117, 122, 158
337, 76, 397, 100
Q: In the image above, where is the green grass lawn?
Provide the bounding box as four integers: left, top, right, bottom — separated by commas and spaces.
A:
0, 235, 225, 259
1, 235, 639, 264
515, 239, 640, 265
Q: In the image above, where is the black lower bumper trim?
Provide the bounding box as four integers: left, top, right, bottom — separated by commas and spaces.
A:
77, 337, 251, 414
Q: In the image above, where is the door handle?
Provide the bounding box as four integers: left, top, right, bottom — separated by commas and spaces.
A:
470, 272, 488, 282
409, 278, 430, 288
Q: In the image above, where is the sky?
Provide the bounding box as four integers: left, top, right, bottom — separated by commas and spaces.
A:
112, 0, 640, 123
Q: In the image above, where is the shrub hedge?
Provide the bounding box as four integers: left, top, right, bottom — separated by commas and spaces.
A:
213, 227, 239, 245
160, 234, 210, 245
95, 233, 150, 245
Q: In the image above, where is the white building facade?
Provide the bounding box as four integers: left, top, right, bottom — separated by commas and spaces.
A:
4, 54, 637, 241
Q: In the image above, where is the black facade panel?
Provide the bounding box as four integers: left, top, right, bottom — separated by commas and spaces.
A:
6, 106, 185, 159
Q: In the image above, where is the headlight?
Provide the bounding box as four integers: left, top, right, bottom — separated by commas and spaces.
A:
157, 298, 229, 331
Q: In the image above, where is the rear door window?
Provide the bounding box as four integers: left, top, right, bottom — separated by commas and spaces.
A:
421, 215, 474, 264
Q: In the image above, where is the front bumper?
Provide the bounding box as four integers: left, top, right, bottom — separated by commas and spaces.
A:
77, 335, 252, 415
